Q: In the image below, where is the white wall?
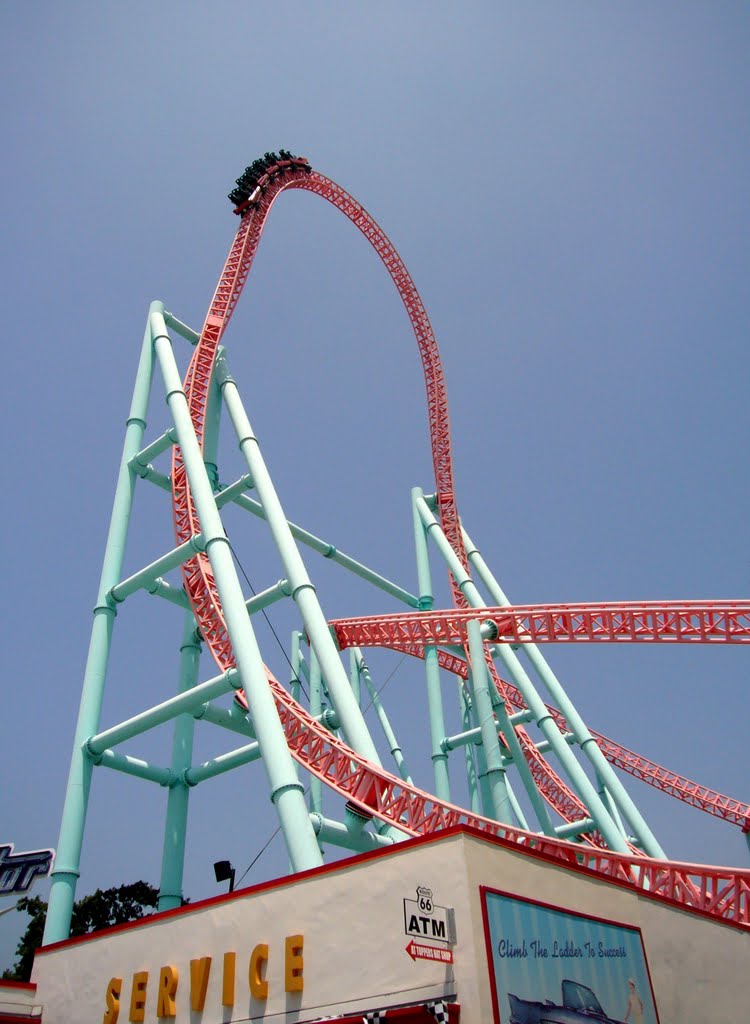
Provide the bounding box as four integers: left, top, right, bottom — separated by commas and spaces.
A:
32, 830, 749, 1024
464, 833, 749, 1023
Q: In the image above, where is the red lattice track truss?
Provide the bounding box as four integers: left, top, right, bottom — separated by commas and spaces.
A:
172, 162, 750, 928
331, 602, 750, 649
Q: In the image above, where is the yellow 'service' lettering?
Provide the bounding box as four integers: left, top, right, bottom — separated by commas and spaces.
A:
128, 971, 148, 1022
189, 956, 212, 1011
222, 951, 236, 1007
156, 965, 178, 1018
102, 976, 122, 1024
249, 943, 269, 1000
285, 934, 304, 993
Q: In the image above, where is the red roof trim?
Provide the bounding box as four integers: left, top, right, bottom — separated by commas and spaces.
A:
0, 982, 36, 992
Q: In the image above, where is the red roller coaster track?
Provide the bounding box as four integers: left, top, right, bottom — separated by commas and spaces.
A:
172, 161, 750, 927
330, 601, 750, 649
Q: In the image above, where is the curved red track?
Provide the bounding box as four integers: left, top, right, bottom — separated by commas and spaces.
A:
172, 162, 750, 927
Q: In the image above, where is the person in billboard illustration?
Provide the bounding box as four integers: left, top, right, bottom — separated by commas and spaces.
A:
623, 978, 644, 1023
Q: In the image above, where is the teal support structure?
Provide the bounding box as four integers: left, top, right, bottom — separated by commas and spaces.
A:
91, 750, 174, 786
349, 649, 361, 706
290, 631, 303, 703
197, 703, 255, 738
457, 683, 480, 814
245, 579, 291, 616
147, 577, 191, 611
44, 302, 162, 945
158, 366, 220, 912
415, 496, 631, 854
216, 354, 382, 767
130, 427, 177, 471
151, 311, 324, 873
186, 741, 262, 786
110, 536, 206, 603
466, 671, 495, 820
158, 614, 202, 911
460, 526, 666, 858
310, 814, 395, 853
164, 310, 200, 345
308, 652, 323, 814
466, 622, 514, 824
354, 650, 413, 784
411, 488, 451, 801
595, 771, 628, 839
87, 669, 240, 754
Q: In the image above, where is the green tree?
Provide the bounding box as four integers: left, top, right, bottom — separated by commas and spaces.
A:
2, 881, 160, 982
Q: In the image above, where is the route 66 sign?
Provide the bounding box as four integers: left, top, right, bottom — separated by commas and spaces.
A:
416, 885, 434, 914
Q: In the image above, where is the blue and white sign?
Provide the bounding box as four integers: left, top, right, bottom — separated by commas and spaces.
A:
0, 844, 55, 896
482, 888, 659, 1024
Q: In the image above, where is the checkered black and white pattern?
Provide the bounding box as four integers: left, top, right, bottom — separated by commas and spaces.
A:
360, 1000, 450, 1023
425, 999, 450, 1024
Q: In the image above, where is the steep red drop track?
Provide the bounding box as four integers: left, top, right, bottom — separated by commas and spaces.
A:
172, 161, 750, 927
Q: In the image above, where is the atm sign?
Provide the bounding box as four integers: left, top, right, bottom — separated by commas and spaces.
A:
403, 898, 451, 943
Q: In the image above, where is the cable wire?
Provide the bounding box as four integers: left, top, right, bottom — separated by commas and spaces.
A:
234, 785, 311, 888
227, 539, 309, 701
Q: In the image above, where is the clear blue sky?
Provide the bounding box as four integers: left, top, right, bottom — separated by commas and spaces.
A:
1, 3, 748, 969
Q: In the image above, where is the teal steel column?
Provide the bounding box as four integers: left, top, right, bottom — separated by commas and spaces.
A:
159, 351, 219, 912
461, 526, 665, 858
308, 652, 323, 814
355, 650, 413, 784
485, 668, 556, 836
503, 775, 530, 832
467, 672, 494, 819
466, 622, 514, 824
290, 631, 303, 703
44, 301, 161, 945
411, 488, 450, 801
416, 497, 630, 854
349, 649, 361, 706
158, 614, 201, 911
216, 355, 381, 766
457, 684, 480, 814
151, 312, 323, 872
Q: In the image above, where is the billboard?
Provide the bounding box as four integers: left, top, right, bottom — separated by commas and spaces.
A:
481, 887, 660, 1024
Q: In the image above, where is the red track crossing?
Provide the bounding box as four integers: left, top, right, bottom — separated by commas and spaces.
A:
330, 601, 750, 649
171, 160, 750, 928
